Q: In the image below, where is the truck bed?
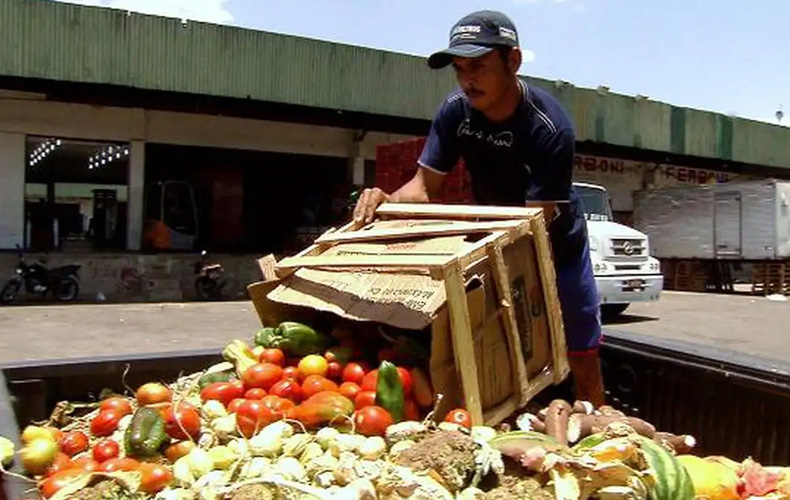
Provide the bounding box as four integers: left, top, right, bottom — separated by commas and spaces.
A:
3, 336, 790, 498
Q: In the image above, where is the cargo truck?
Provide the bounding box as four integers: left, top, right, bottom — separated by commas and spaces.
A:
575, 182, 664, 317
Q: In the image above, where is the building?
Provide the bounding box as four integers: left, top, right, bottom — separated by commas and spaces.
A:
1, 0, 789, 300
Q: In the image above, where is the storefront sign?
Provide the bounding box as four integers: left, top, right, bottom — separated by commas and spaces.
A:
573, 154, 645, 212
653, 165, 737, 187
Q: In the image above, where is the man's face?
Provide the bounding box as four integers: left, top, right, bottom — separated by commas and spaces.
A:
452, 48, 519, 112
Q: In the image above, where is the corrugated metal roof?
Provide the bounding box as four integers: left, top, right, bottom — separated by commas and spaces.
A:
2, 0, 790, 169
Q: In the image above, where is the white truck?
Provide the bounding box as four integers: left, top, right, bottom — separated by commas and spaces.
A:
574, 182, 664, 316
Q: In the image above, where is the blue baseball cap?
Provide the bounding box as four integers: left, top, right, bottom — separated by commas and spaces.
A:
428, 10, 520, 69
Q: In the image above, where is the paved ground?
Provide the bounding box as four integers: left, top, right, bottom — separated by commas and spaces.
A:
0, 291, 787, 366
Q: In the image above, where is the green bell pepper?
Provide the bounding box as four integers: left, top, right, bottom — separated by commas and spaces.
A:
375, 361, 405, 423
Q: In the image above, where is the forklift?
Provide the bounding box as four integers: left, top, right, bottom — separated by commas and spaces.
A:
141, 180, 200, 251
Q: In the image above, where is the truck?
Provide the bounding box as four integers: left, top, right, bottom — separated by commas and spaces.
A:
574, 182, 664, 317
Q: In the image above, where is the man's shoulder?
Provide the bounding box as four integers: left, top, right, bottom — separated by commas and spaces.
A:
522, 81, 575, 137
434, 90, 469, 121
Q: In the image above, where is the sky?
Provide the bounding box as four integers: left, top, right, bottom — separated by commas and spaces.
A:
54, 0, 789, 127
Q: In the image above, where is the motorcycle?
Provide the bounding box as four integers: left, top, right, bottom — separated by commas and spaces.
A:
194, 250, 226, 300
0, 246, 81, 304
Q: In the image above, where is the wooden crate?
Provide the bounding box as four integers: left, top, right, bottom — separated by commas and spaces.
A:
751, 262, 790, 296
247, 203, 570, 426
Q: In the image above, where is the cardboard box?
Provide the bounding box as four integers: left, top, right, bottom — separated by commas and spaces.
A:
247, 203, 570, 426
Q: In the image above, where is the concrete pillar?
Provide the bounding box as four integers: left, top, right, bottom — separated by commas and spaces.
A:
127, 141, 145, 251
0, 132, 25, 250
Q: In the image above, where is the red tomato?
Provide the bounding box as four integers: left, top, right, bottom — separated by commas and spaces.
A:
354, 406, 394, 437
361, 370, 379, 392
339, 382, 361, 400
72, 456, 99, 472
140, 463, 174, 494
90, 410, 122, 437
354, 391, 377, 410
59, 431, 89, 457
404, 399, 420, 421
260, 395, 296, 418
99, 397, 133, 417
259, 348, 285, 367
268, 379, 304, 403
135, 382, 172, 406
283, 366, 300, 380
45, 453, 74, 478
326, 361, 344, 381
243, 363, 284, 391
200, 381, 245, 407
396, 367, 413, 397
302, 375, 339, 399
92, 439, 120, 463
40, 469, 86, 498
244, 388, 267, 400
162, 403, 202, 440
342, 363, 367, 385
444, 409, 472, 430
98, 457, 140, 472
285, 357, 302, 367
236, 400, 276, 438
164, 441, 195, 463
226, 398, 245, 414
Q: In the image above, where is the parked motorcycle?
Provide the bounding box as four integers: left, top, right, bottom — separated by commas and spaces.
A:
194, 250, 226, 300
0, 246, 81, 304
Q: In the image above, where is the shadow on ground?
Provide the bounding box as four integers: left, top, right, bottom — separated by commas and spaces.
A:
602, 313, 659, 326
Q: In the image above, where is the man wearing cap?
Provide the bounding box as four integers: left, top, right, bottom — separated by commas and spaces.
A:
353, 10, 605, 406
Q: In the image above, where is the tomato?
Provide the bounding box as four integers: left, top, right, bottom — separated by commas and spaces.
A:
58, 431, 89, 457
302, 375, 339, 399
259, 348, 285, 367
342, 363, 367, 385
396, 367, 413, 397
45, 453, 74, 478
200, 381, 245, 407
90, 410, 123, 437
98, 457, 140, 472
326, 361, 343, 381
72, 456, 99, 472
99, 397, 133, 417
298, 355, 329, 380
377, 348, 397, 362
164, 441, 195, 463
226, 398, 245, 414
243, 363, 284, 391
92, 439, 120, 463
162, 403, 202, 440
140, 463, 174, 493
135, 382, 172, 406
244, 388, 267, 400
339, 382, 361, 400
260, 395, 296, 418
268, 379, 304, 403
361, 370, 379, 392
285, 357, 302, 367
354, 406, 394, 437
444, 408, 472, 430
236, 400, 276, 438
354, 391, 377, 410
283, 366, 300, 380
40, 469, 86, 498
404, 399, 420, 421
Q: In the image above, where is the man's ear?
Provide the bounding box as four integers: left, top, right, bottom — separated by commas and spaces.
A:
509, 48, 523, 74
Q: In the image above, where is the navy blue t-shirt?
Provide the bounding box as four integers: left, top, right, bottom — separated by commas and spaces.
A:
417, 79, 588, 267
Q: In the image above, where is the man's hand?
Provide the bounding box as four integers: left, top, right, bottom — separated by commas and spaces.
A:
353, 187, 390, 225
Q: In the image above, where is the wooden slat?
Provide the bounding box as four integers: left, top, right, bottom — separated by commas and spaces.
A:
275, 220, 363, 280
457, 220, 532, 270
274, 254, 451, 275
529, 216, 570, 383
483, 395, 521, 426
521, 368, 556, 402
376, 202, 543, 220
443, 261, 484, 425
487, 241, 531, 406
314, 220, 526, 244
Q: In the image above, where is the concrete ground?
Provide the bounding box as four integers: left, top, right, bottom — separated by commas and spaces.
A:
0, 291, 787, 366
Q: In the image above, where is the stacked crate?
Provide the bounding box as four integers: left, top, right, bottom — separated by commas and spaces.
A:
751, 262, 790, 296
375, 138, 473, 204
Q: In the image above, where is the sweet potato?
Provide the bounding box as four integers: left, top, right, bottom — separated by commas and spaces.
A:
544, 400, 572, 445
567, 413, 656, 443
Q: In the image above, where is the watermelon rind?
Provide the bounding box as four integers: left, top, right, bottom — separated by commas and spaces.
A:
634, 434, 695, 500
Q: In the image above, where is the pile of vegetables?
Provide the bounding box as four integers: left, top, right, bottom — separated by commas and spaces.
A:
2, 319, 790, 500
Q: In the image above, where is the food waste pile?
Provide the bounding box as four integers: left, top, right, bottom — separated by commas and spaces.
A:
0, 320, 788, 500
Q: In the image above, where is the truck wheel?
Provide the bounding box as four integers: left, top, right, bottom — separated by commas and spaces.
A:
601, 303, 629, 318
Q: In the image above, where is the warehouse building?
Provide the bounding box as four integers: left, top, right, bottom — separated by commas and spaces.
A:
1, 0, 789, 301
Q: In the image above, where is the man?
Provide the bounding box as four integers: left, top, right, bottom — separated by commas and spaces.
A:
352, 10, 605, 406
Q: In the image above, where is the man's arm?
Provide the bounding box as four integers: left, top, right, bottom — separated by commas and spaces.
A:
525, 127, 575, 225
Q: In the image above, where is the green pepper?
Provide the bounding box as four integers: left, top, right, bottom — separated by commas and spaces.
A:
125, 407, 167, 458
198, 370, 236, 389
376, 361, 405, 423
254, 322, 332, 357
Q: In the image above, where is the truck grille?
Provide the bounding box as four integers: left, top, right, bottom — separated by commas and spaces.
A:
611, 238, 646, 257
